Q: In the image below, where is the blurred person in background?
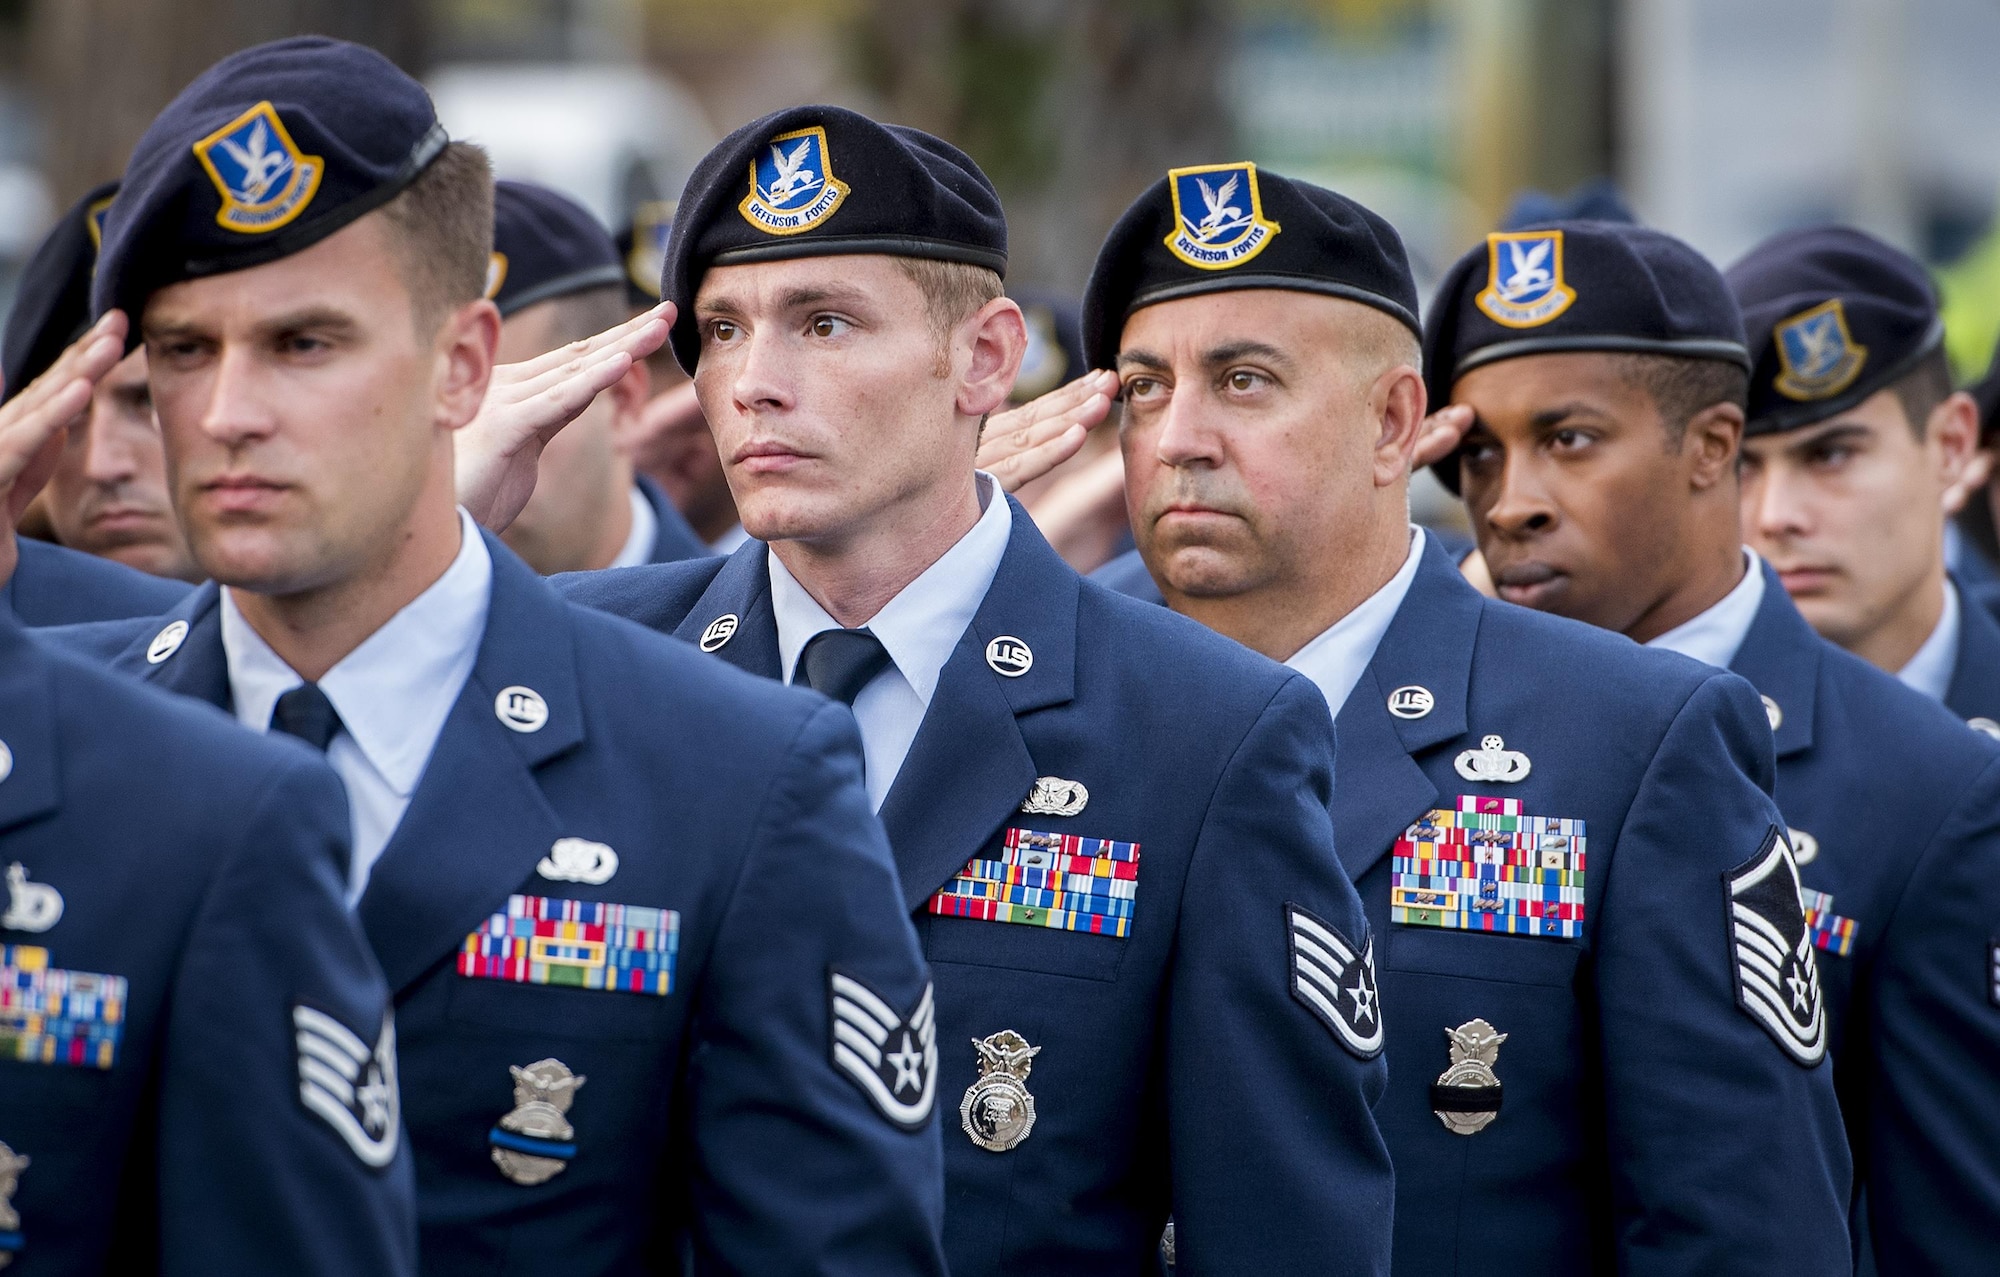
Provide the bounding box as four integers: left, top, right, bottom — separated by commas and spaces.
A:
1728, 227, 2000, 730
487, 180, 708, 573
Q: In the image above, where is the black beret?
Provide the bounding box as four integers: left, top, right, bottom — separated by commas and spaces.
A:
1009, 287, 1085, 403
1970, 335, 2000, 446
487, 180, 624, 318
662, 105, 1006, 371
2, 181, 118, 404
1725, 226, 1943, 437
1422, 221, 1749, 492
614, 200, 675, 307
1081, 163, 1418, 369
92, 36, 447, 326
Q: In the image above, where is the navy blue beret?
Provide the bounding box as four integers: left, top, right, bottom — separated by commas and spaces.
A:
615, 200, 674, 307
662, 105, 1006, 370
487, 180, 624, 318
1725, 226, 1943, 437
1080, 163, 1418, 370
2, 181, 118, 404
1497, 179, 1636, 233
92, 36, 446, 326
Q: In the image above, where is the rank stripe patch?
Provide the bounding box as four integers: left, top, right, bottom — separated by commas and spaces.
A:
0, 944, 126, 1070
1726, 831, 1827, 1067
458, 894, 679, 996
927, 827, 1140, 937
1287, 905, 1383, 1059
294, 1004, 400, 1168
1390, 803, 1586, 940
830, 972, 936, 1130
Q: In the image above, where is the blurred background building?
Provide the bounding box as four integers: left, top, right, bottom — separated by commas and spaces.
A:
0, 0, 1995, 399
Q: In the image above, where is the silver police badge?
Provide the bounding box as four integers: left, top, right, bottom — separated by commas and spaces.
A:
0, 1141, 25, 1269
1432, 1019, 1507, 1135
490, 1058, 585, 1185
961, 1030, 1040, 1152
1454, 735, 1531, 784
1727, 832, 1827, 1067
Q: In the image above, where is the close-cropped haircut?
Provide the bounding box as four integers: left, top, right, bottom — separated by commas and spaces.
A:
377, 141, 495, 333
1890, 345, 1955, 439
895, 257, 1003, 371
541, 285, 633, 350
1613, 353, 1750, 446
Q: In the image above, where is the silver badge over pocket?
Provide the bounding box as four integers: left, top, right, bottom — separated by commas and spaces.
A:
490, 1058, 585, 1185
961, 1030, 1040, 1152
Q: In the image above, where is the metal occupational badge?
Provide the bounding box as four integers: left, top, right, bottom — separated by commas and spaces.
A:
0, 1142, 23, 1269
1287, 904, 1383, 1059
1020, 776, 1088, 818
536, 837, 618, 886
1773, 299, 1867, 401
2, 865, 61, 934
830, 972, 937, 1130
490, 1058, 585, 1185
1454, 735, 1531, 783
738, 126, 850, 235
961, 1030, 1040, 1152
293, 1005, 400, 1168
1726, 831, 1827, 1067
1432, 1019, 1507, 1135
1474, 230, 1576, 328
1163, 162, 1281, 271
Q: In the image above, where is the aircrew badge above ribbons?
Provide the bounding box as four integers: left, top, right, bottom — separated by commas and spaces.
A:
1390, 797, 1586, 939
0, 944, 127, 1070
459, 895, 680, 996
928, 827, 1139, 937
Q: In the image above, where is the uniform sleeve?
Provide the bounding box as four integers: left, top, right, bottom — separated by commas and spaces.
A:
1596, 672, 1852, 1275
682, 700, 948, 1275
1864, 753, 2000, 1274
156, 748, 417, 1277
1167, 673, 1395, 1276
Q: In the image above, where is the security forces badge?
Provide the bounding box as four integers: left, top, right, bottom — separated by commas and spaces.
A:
192, 101, 324, 234
490, 1058, 584, 1185
1772, 299, 1867, 401
739, 126, 850, 236
1164, 162, 1281, 271
1475, 230, 1577, 328
1725, 831, 1827, 1066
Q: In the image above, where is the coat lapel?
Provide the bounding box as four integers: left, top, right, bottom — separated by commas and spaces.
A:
671, 540, 781, 680
114, 582, 232, 712
1330, 539, 1477, 880
1726, 560, 1819, 761
877, 501, 1077, 911
355, 537, 586, 993
0, 623, 60, 834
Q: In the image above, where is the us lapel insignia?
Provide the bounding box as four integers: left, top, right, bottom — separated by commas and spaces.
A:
1800, 889, 1857, 958
1454, 734, 1530, 783
0, 740, 13, 784
2, 865, 62, 933
537, 837, 618, 885
699, 614, 739, 652
1433, 1019, 1507, 1134
1726, 831, 1826, 1066
0, 1142, 24, 1269
961, 1030, 1040, 1152
146, 620, 188, 664
2, 944, 126, 1070
928, 828, 1139, 937
491, 1058, 584, 1185
829, 972, 937, 1130
1970, 716, 2000, 740
1287, 904, 1383, 1059
293, 1005, 400, 1167
494, 685, 549, 733
459, 895, 679, 996
1761, 695, 1783, 731
1391, 799, 1585, 939
985, 636, 1033, 677
1020, 776, 1088, 817
1387, 685, 1435, 719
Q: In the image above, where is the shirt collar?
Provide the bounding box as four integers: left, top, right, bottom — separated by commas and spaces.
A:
608, 484, 657, 570
1284, 526, 1427, 716
769, 472, 1013, 703
220, 509, 494, 795
1897, 578, 1960, 703
1645, 547, 1765, 670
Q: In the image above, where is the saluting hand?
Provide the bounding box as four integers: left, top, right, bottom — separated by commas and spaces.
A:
1411, 402, 1474, 472
976, 369, 1119, 493
0, 311, 129, 585
457, 302, 674, 532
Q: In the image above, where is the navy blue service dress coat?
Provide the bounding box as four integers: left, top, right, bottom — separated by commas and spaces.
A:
633, 475, 712, 565
0, 612, 413, 1274
1102, 539, 1854, 1276
3, 536, 188, 626
556, 502, 1397, 1277
1944, 571, 2000, 734
1727, 561, 2000, 1275
47, 535, 947, 1276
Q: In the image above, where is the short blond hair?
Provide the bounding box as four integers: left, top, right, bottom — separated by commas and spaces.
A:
377, 142, 495, 331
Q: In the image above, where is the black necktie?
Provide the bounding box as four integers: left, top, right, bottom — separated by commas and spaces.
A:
270, 682, 344, 751
798, 628, 892, 706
